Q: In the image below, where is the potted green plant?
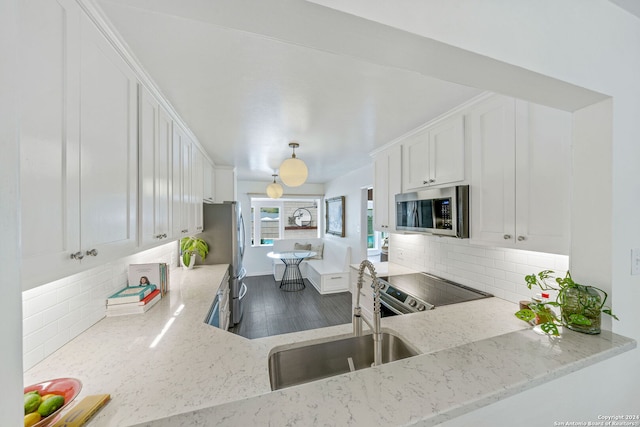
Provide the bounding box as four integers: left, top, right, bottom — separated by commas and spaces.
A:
179, 236, 209, 269
515, 270, 618, 336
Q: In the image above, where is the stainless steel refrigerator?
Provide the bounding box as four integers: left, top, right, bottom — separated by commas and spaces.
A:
196, 202, 247, 326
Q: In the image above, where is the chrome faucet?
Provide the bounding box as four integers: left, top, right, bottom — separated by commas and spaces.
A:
353, 260, 383, 366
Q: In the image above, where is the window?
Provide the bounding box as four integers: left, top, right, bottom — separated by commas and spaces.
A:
250, 197, 321, 246
367, 199, 385, 255
250, 201, 282, 246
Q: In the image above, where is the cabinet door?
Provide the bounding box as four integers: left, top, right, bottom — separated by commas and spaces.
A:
157, 107, 172, 240
139, 86, 171, 246
192, 147, 204, 233
203, 159, 215, 202
401, 130, 430, 192
172, 125, 192, 237
20, 0, 81, 290
470, 95, 516, 245
214, 166, 237, 202
515, 101, 572, 254
373, 151, 389, 231
79, 15, 138, 262
429, 115, 465, 186
170, 126, 184, 238
139, 85, 158, 246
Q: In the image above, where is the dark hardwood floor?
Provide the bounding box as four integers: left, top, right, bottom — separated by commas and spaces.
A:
229, 275, 353, 339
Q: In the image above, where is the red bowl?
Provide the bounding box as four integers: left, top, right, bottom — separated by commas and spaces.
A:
24, 378, 82, 427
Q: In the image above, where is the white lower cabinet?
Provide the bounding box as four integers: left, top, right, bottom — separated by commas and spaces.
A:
470, 95, 572, 254
20, 3, 138, 290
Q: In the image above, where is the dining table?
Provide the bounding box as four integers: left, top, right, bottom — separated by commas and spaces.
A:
267, 250, 317, 291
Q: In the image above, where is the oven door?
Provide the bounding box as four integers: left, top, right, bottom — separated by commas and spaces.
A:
379, 293, 414, 317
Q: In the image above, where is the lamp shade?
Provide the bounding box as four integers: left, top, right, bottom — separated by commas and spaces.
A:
279, 142, 308, 187
279, 157, 308, 187
266, 182, 283, 199
266, 174, 283, 199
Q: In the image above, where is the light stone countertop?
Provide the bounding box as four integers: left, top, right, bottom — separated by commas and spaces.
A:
24, 264, 636, 426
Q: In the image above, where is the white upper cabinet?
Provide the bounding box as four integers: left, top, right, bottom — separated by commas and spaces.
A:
402, 115, 465, 192
171, 125, 192, 238
192, 147, 205, 233
373, 144, 402, 232
20, 3, 138, 290
514, 101, 572, 254
78, 14, 138, 264
214, 166, 237, 203
20, 0, 82, 289
469, 95, 517, 245
203, 159, 215, 203
139, 85, 171, 246
470, 95, 572, 254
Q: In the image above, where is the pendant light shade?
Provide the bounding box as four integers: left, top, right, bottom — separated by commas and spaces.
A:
266, 174, 283, 199
279, 142, 308, 187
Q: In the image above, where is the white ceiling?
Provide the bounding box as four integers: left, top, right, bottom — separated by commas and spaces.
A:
96, 0, 484, 183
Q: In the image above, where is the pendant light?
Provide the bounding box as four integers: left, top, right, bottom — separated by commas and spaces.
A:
279, 142, 308, 187
266, 174, 283, 199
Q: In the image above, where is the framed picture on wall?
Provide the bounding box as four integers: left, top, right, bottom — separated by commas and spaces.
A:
325, 196, 345, 237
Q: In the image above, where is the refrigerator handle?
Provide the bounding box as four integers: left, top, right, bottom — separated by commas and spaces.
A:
239, 282, 248, 300
239, 213, 246, 258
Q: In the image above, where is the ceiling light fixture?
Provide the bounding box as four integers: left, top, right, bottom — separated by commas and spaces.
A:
266, 174, 284, 199
279, 142, 308, 187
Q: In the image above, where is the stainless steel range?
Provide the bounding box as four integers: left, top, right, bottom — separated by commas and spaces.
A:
376, 272, 492, 317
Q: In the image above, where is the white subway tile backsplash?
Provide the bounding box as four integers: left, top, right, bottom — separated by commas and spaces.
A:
23, 241, 179, 371
494, 260, 517, 272
389, 234, 569, 305
23, 313, 44, 336
42, 302, 69, 324
44, 329, 70, 358
23, 322, 57, 354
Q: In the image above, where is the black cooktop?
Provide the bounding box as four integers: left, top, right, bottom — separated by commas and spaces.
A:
377, 272, 492, 307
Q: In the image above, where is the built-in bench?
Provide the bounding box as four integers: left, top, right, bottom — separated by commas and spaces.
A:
271, 238, 351, 294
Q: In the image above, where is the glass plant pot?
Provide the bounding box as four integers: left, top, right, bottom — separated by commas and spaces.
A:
561, 285, 603, 334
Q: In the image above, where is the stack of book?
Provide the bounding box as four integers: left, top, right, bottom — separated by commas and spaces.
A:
106, 284, 160, 316
105, 263, 170, 316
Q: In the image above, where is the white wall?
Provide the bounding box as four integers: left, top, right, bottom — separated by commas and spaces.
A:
238, 180, 325, 276
323, 164, 373, 265
308, 0, 640, 421
1, 0, 23, 424
22, 242, 179, 371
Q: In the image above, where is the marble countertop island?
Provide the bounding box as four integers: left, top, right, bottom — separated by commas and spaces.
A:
24, 264, 636, 426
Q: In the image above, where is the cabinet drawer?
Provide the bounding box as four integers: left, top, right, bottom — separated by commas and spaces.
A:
321, 273, 348, 292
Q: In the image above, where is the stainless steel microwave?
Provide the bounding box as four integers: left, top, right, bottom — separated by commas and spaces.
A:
395, 185, 469, 238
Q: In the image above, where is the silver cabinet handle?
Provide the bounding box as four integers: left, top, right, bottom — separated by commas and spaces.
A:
429, 179, 435, 183
423, 180, 429, 185
503, 234, 512, 240
196, 226, 203, 231
517, 236, 526, 241
86, 249, 98, 256
162, 233, 167, 238
181, 229, 188, 233
70, 251, 84, 260
155, 233, 168, 239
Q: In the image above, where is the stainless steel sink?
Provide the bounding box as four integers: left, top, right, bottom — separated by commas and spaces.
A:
268, 332, 420, 390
